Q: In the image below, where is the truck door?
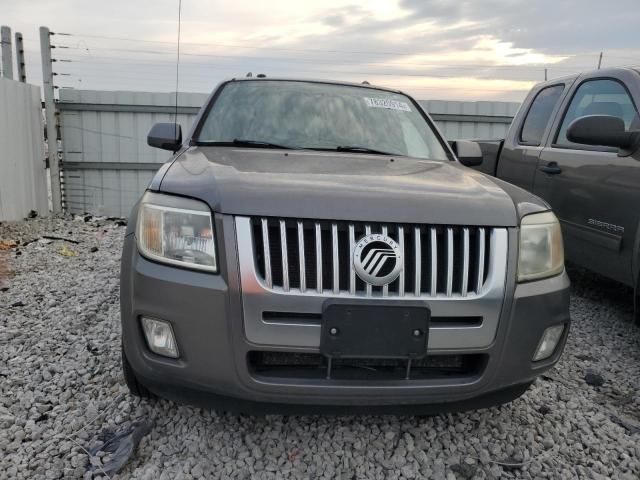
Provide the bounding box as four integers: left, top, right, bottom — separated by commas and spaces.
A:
496, 84, 566, 191
534, 72, 640, 286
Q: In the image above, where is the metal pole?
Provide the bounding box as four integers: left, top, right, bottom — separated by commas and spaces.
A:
598, 52, 603, 69
15, 32, 26, 82
544, 68, 548, 81
40, 26, 62, 214
1, 26, 13, 79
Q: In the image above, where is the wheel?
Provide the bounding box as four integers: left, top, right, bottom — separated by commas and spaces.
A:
122, 345, 155, 399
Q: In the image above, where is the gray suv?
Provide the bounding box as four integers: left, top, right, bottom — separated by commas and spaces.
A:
120, 78, 570, 414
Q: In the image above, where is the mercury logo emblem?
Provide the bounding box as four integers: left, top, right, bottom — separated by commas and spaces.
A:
353, 234, 403, 286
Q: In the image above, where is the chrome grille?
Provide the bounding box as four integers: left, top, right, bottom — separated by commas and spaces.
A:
250, 218, 493, 298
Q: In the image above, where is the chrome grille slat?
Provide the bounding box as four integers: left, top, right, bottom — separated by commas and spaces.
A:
252, 218, 495, 298
446, 227, 454, 296
414, 227, 421, 296
461, 227, 469, 297
365, 225, 372, 297
297, 221, 306, 293
331, 223, 339, 294
381, 225, 389, 297
398, 226, 405, 297
477, 228, 486, 293
430, 227, 437, 296
280, 220, 289, 292
315, 222, 322, 293
261, 218, 272, 288
348, 224, 356, 295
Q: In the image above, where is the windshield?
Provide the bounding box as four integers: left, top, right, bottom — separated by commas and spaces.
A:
196, 80, 450, 161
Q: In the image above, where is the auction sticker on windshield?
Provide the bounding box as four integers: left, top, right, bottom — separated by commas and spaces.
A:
364, 97, 411, 112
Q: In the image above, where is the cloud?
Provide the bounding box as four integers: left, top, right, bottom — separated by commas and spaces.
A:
399, 0, 640, 52
3, 0, 640, 101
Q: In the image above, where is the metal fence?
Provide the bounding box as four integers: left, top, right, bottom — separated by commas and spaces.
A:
58, 89, 519, 217
0, 78, 48, 221
421, 100, 519, 140
58, 90, 205, 217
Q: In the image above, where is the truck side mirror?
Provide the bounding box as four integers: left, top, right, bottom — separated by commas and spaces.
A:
148, 123, 183, 151
451, 140, 483, 167
567, 115, 639, 153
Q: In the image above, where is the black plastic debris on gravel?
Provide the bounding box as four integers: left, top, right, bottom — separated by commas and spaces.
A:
86, 420, 153, 476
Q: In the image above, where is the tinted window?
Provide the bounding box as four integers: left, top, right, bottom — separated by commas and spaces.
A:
197, 81, 449, 161
556, 79, 638, 147
519, 85, 564, 145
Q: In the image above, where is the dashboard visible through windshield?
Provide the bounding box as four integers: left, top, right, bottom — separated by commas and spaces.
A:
196, 80, 450, 161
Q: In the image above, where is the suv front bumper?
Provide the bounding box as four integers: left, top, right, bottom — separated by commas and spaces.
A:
120, 217, 570, 414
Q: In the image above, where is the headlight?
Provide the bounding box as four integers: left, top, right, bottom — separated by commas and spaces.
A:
136, 192, 217, 272
518, 211, 564, 282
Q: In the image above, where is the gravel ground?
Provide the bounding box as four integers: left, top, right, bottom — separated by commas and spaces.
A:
1, 216, 640, 480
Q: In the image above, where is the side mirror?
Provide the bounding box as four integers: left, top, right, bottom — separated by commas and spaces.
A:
147, 123, 182, 151
567, 115, 639, 153
451, 140, 483, 167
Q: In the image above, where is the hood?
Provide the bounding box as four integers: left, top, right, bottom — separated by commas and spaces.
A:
158, 147, 520, 226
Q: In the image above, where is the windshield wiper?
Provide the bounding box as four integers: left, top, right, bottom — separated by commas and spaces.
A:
231, 139, 298, 149
197, 139, 298, 149
306, 145, 396, 155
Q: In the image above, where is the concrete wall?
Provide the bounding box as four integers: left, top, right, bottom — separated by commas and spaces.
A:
0, 78, 48, 221
58, 89, 520, 217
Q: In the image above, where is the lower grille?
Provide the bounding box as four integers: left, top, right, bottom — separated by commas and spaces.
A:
248, 351, 487, 381
250, 217, 493, 298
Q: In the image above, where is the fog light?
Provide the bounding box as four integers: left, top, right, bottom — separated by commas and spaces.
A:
533, 324, 564, 361
141, 317, 179, 358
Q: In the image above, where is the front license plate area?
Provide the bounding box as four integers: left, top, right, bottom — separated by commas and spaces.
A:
320, 302, 430, 359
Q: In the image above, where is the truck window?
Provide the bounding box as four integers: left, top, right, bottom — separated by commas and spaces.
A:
555, 79, 638, 148
519, 85, 564, 146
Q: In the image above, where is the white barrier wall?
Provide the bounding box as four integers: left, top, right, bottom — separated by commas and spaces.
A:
0, 78, 48, 221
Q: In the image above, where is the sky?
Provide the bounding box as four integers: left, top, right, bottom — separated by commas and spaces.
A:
2, 0, 640, 102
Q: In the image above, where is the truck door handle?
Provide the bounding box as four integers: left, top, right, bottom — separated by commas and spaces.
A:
539, 162, 562, 175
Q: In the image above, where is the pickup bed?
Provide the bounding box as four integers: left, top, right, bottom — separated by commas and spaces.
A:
472, 67, 640, 323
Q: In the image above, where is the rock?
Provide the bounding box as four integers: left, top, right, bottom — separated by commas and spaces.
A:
585, 370, 605, 387
538, 405, 551, 415
450, 463, 476, 479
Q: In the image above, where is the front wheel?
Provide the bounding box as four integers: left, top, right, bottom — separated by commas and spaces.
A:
122, 345, 156, 399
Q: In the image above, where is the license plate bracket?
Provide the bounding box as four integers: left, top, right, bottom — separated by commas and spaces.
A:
320, 300, 430, 359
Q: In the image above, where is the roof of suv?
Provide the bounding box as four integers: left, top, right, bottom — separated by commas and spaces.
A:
226, 76, 405, 95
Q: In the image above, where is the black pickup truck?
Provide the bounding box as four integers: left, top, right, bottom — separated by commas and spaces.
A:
471, 67, 640, 323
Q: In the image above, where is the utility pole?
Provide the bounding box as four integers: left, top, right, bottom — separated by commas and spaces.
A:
40, 26, 63, 214
544, 68, 548, 81
15, 32, 26, 82
1, 26, 13, 79
598, 51, 603, 70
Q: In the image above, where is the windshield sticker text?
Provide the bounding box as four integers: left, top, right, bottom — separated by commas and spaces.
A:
364, 97, 411, 112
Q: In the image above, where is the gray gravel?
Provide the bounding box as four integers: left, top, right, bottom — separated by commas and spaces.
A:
1, 216, 640, 479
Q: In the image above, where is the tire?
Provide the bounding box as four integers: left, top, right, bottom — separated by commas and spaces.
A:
122, 345, 155, 399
